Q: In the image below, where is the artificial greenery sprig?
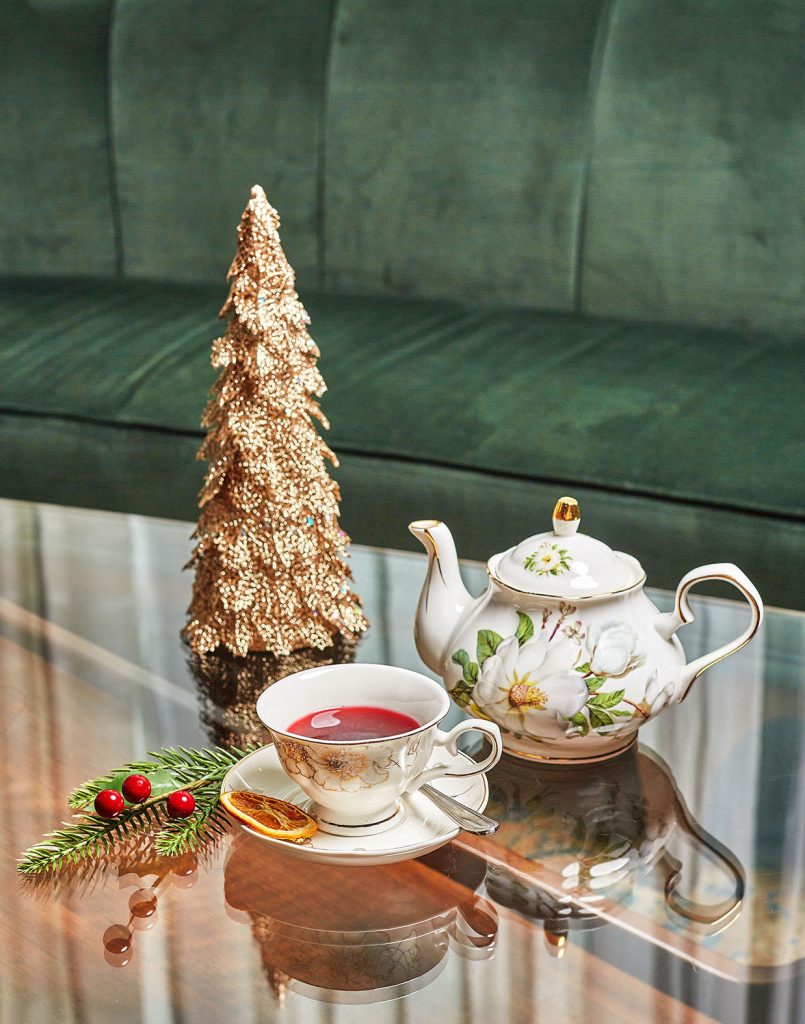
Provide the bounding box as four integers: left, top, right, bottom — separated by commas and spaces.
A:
66, 746, 251, 808
18, 745, 256, 876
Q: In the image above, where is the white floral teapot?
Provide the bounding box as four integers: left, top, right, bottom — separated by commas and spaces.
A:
409, 498, 763, 763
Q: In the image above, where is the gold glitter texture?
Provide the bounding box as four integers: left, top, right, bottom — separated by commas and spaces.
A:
183, 185, 368, 657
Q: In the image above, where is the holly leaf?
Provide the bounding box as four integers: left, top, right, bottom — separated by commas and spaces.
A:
476, 630, 503, 666
568, 711, 589, 736
108, 767, 179, 805
514, 612, 534, 647
589, 707, 614, 730
588, 689, 625, 710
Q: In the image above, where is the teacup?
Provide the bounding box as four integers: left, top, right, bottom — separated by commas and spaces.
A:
256, 664, 502, 835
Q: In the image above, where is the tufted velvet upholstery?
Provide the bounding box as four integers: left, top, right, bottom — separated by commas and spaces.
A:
3, 0, 802, 332
0, 0, 803, 604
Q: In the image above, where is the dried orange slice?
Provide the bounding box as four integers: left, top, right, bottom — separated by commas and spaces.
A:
220, 790, 318, 843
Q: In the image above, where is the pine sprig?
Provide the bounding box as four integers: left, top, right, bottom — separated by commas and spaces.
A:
18, 801, 166, 876
20, 745, 257, 875
155, 783, 230, 857
68, 746, 250, 809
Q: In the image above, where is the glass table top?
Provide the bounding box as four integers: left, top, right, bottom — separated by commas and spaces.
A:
0, 499, 802, 1023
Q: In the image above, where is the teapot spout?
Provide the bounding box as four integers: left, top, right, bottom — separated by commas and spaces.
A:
408, 520, 472, 674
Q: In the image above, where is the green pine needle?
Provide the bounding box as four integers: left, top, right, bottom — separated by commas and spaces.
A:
20, 745, 257, 876
68, 745, 251, 809
18, 802, 165, 876
155, 789, 231, 858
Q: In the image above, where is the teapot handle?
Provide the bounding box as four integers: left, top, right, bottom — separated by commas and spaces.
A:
658, 797, 745, 932
655, 563, 763, 703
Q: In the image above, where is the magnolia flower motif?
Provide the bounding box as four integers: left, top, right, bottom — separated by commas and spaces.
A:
275, 738, 392, 792
586, 622, 645, 678
523, 543, 571, 576
645, 671, 676, 714
474, 633, 588, 737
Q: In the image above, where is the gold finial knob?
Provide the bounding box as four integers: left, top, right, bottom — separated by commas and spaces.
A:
552, 497, 580, 537
553, 496, 580, 521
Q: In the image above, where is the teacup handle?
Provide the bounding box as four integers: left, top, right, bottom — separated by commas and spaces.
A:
654, 562, 763, 703
407, 720, 502, 793
449, 895, 499, 960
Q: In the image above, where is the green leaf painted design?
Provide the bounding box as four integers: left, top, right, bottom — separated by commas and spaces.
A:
452, 649, 470, 670
451, 648, 479, 687
612, 708, 633, 717
451, 678, 475, 708
575, 662, 592, 675
476, 629, 503, 666
589, 707, 614, 730
568, 712, 589, 736
514, 612, 534, 646
588, 689, 625, 710
585, 675, 606, 693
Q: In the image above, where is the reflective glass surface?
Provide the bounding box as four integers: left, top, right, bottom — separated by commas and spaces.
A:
0, 500, 802, 1023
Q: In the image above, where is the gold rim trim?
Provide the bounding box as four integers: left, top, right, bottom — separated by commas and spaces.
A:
501, 735, 637, 765
409, 519, 441, 530
408, 520, 442, 561
488, 565, 646, 602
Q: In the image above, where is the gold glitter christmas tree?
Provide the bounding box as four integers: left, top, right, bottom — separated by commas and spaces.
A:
183, 185, 367, 657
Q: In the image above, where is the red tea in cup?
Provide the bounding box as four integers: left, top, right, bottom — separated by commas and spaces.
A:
288, 705, 420, 742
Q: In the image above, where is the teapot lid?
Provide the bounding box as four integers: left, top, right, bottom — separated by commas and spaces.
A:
492, 498, 644, 598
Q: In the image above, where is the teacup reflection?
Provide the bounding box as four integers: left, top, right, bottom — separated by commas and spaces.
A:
480, 745, 744, 953
224, 834, 497, 1004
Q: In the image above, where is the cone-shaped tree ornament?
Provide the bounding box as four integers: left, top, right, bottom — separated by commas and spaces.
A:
183, 186, 368, 657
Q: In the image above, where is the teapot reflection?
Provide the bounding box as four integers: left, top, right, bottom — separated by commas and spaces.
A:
480, 745, 744, 954
224, 835, 497, 1004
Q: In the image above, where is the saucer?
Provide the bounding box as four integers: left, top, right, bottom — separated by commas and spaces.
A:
220, 744, 490, 866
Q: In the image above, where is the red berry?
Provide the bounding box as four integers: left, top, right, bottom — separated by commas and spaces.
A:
166, 790, 195, 819
122, 774, 151, 803
94, 789, 125, 818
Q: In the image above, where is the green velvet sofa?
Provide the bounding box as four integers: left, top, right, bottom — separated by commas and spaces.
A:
1, 0, 803, 608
